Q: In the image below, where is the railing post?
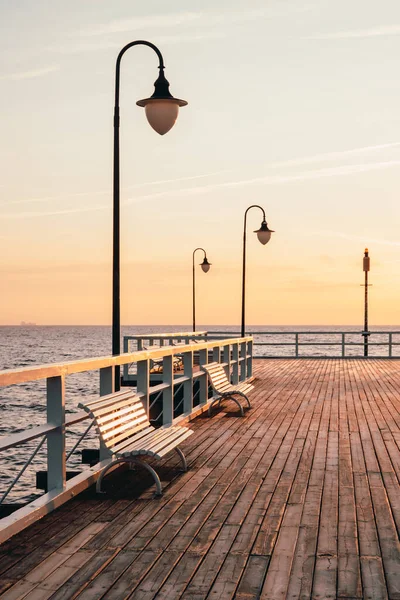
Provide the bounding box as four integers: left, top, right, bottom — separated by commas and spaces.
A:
223, 344, 231, 380
137, 359, 150, 416
162, 355, 174, 425
99, 367, 114, 460
123, 337, 129, 382
247, 339, 253, 378
198, 348, 208, 404
240, 341, 247, 381
389, 333, 393, 358
232, 344, 239, 385
46, 376, 66, 492
295, 333, 299, 358
100, 366, 114, 396
342, 333, 345, 357
213, 346, 220, 363
183, 351, 193, 414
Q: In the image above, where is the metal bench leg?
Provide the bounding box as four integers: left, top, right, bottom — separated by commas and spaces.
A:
134, 459, 163, 497
174, 447, 188, 472
232, 391, 251, 409
208, 397, 220, 416
96, 457, 162, 497
209, 393, 244, 416
229, 396, 245, 416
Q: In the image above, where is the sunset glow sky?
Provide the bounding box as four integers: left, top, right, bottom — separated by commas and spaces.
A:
1, 0, 400, 326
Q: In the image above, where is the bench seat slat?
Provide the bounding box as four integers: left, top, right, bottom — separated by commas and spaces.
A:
102, 415, 150, 447
89, 399, 144, 419
142, 429, 192, 457
79, 390, 134, 411
101, 412, 148, 441
152, 430, 193, 459
99, 407, 146, 437
111, 426, 155, 454
118, 427, 181, 456
79, 396, 143, 418
97, 404, 146, 428
92, 399, 143, 423
137, 427, 190, 455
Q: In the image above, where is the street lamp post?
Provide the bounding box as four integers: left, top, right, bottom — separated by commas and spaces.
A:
241, 205, 274, 337
112, 41, 187, 390
192, 248, 211, 332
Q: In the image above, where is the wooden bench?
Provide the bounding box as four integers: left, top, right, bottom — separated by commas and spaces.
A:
201, 362, 254, 416
79, 389, 193, 496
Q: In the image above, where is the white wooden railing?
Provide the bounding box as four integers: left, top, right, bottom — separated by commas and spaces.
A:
209, 330, 400, 358
0, 335, 253, 543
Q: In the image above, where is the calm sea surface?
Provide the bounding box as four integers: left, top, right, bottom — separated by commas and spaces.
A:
1, 324, 399, 503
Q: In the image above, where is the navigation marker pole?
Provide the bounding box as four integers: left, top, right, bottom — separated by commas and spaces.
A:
362, 248, 371, 357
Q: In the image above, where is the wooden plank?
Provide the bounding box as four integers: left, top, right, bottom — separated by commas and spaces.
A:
235, 555, 270, 599
1, 359, 399, 600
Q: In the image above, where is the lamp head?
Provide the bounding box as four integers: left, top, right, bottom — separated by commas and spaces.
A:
254, 220, 274, 245
137, 68, 187, 135
200, 257, 211, 273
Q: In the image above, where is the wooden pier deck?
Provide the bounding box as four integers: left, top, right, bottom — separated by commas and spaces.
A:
0, 359, 399, 599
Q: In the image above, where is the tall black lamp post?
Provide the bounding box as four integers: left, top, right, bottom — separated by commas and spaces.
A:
112, 40, 187, 389
192, 248, 211, 331
241, 205, 274, 337
362, 248, 371, 357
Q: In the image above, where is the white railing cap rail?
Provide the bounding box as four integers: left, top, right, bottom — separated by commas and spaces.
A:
0, 336, 253, 387
124, 331, 208, 339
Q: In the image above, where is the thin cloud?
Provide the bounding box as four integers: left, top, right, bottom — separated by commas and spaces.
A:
79, 12, 202, 37
50, 31, 224, 55
0, 204, 107, 220
307, 25, 400, 40
0, 66, 59, 81
268, 142, 400, 169
3, 157, 400, 220
124, 159, 400, 205
4, 170, 229, 207
79, 5, 311, 38
53, 5, 313, 55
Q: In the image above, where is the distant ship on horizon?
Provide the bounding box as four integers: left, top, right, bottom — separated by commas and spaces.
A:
20, 321, 37, 326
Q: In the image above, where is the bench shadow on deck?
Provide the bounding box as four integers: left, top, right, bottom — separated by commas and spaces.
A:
0, 359, 399, 599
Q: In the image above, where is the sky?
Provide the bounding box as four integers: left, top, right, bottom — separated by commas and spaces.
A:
1, 0, 400, 326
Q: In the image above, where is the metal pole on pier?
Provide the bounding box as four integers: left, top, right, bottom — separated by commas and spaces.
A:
241, 206, 274, 337
192, 248, 211, 332
111, 41, 187, 390
362, 248, 371, 357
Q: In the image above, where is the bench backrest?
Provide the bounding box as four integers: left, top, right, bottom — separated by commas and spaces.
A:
201, 362, 232, 392
78, 389, 152, 452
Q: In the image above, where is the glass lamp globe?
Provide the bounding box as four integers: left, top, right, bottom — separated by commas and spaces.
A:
137, 69, 187, 135
254, 221, 274, 245
200, 257, 211, 273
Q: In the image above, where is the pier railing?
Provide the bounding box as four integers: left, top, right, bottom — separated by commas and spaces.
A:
209, 330, 400, 358
123, 330, 208, 352
0, 335, 252, 542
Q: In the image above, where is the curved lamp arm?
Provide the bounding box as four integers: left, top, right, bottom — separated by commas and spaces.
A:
243, 204, 266, 234
114, 41, 164, 107
193, 247, 207, 262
